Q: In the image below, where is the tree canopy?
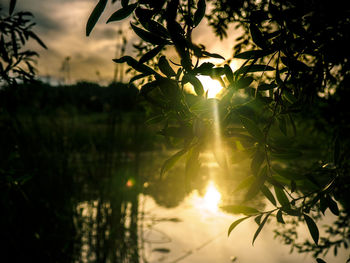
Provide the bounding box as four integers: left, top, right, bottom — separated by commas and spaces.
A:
85, 0, 350, 261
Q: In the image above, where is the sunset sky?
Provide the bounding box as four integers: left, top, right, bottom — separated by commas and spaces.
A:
3, 0, 239, 84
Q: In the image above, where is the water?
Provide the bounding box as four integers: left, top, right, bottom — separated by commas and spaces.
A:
74, 151, 348, 263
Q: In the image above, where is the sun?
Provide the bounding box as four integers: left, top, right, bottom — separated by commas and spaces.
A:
197, 75, 223, 99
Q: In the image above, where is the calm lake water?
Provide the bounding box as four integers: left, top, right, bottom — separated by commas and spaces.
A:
74, 151, 347, 263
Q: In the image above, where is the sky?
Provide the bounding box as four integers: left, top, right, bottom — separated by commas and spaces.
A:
2, 0, 240, 84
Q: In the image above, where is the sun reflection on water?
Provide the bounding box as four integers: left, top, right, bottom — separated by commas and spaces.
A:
192, 181, 222, 213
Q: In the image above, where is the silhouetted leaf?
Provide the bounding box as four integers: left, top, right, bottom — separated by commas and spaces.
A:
139, 45, 164, 64
252, 212, 271, 245
274, 186, 290, 208
121, 0, 129, 7
334, 136, 340, 165
28, 31, 47, 49
224, 64, 234, 83
158, 56, 176, 77
228, 217, 250, 237
316, 258, 326, 263
9, 0, 16, 15
183, 74, 204, 96
221, 205, 260, 215
250, 24, 267, 49
276, 210, 285, 224
234, 65, 275, 75
129, 73, 148, 84
251, 150, 265, 175
261, 185, 276, 206
202, 51, 225, 60
327, 195, 339, 216
240, 116, 264, 142
86, 0, 108, 36
130, 23, 169, 45
258, 83, 277, 91
193, 0, 206, 26
161, 149, 187, 177
235, 50, 273, 59
304, 214, 319, 245
107, 3, 137, 23
113, 56, 157, 75
235, 76, 254, 89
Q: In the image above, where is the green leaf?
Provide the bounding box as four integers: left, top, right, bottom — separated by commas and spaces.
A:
233, 175, 255, 193
193, 0, 206, 27
235, 77, 254, 89
245, 166, 267, 201
224, 64, 234, 83
316, 258, 327, 263
234, 50, 273, 60
158, 56, 176, 77
9, 0, 16, 15
252, 212, 271, 245
234, 64, 275, 75
130, 23, 169, 45
254, 214, 262, 225
274, 186, 290, 208
228, 217, 250, 237
276, 210, 285, 224
240, 116, 265, 142
251, 150, 265, 176
261, 185, 276, 206
250, 24, 267, 49
139, 45, 164, 64
86, 0, 108, 36
107, 3, 137, 23
161, 149, 187, 177
220, 205, 260, 215
303, 214, 319, 245
278, 115, 287, 136
271, 150, 302, 160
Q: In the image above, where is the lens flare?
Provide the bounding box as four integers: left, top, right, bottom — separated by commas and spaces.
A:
197, 75, 223, 98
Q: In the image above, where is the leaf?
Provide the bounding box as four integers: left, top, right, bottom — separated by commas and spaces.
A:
121, 0, 129, 7
234, 64, 275, 75
316, 258, 327, 263
220, 205, 260, 215
276, 210, 285, 224
291, 180, 297, 193
130, 23, 169, 45
274, 186, 290, 208
258, 83, 277, 91
27, 31, 47, 49
234, 50, 273, 60
245, 166, 267, 201
278, 115, 287, 136
193, 0, 206, 27
228, 217, 250, 237
160, 149, 187, 177
250, 24, 267, 49
261, 185, 276, 206
240, 116, 264, 142
233, 175, 255, 193
9, 0, 16, 15
224, 64, 234, 83
107, 3, 137, 23
129, 73, 148, 84
252, 212, 271, 245
251, 150, 265, 176
303, 214, 319, 245
113, 56, 157, 75
271, 150, 302, 160
235, 77, 254, 89
158, 56, 176, 77
139, 45, 164, 64
86, 0, 108, 36
327, 195, 339, 216
254, 214, 262, 225
202, 51, 225, 60
183, 74, 204, 96
334, 136, 340, 165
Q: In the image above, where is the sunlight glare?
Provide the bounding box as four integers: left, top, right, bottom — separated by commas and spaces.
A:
197, 75, 223, 98
192, 181, 222, 213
